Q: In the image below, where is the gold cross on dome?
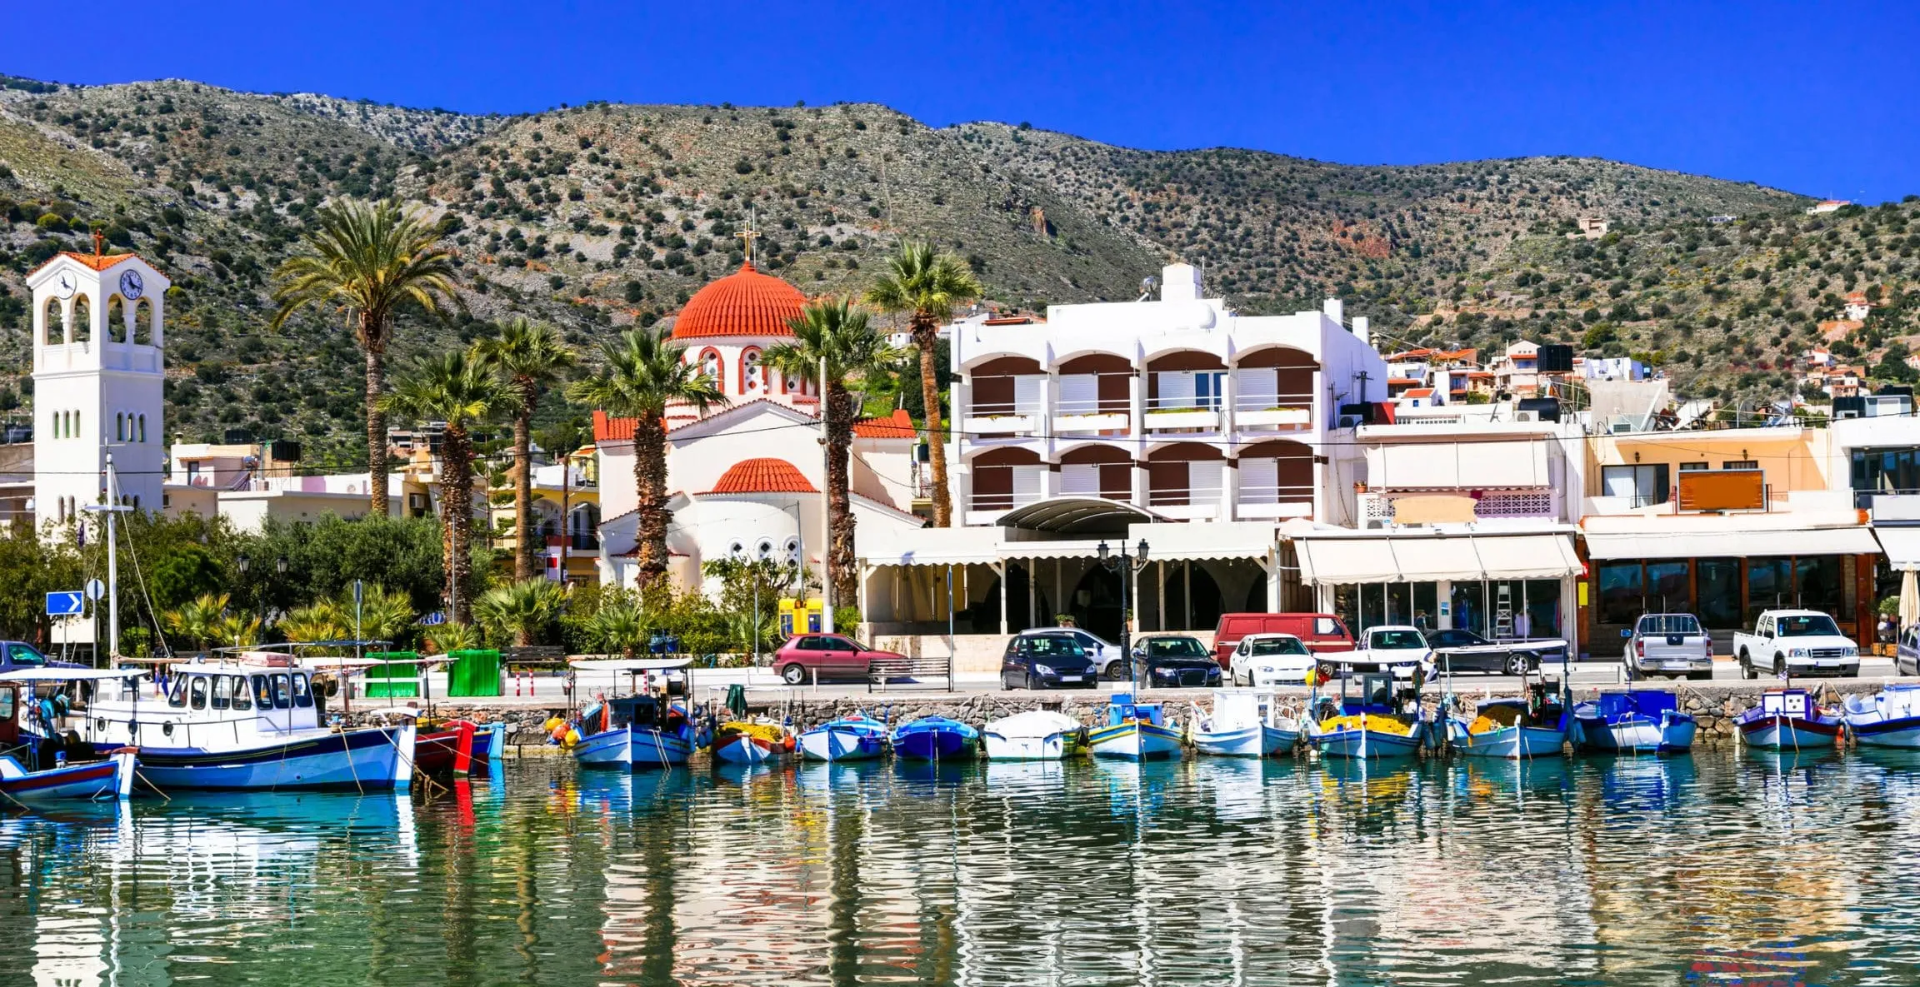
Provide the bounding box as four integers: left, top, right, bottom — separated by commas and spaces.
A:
735, 206, 760, 264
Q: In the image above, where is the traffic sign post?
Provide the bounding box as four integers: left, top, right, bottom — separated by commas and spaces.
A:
45, 592, 83, 617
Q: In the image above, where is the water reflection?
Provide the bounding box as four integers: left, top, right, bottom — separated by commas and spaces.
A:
3, 753, 1920, 984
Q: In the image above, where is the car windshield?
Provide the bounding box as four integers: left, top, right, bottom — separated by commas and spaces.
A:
1777, 615, 1841, 637
1436, 630, 1483, 646
1639, 615, 1702, 635
1145, 637, 1208, 658
6, 643, 46, 666
1371, 630, 1427, 650
1026, 636, 1086, 657
1248, 638, 1309, 656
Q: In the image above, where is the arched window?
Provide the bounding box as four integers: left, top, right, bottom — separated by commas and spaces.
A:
138, 415, 147, 443
741, 348, 763, 393
42, 297, 62, 346
107, 296, 127, 343
133, 299, 154, 345
70, 294, 91, 344
698, 349, 722, 389
115, 412, 125, 442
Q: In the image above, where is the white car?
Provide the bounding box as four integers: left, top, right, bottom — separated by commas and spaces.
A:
1324, 625, 1435, 681
1230, 633, 1318, 687
1014, 628, 1125, 680
1732, 609, 1860, 679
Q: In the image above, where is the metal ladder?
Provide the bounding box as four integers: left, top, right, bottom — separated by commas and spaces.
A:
1493, 583, 1515, 639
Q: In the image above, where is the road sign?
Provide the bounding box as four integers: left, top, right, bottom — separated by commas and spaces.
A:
419, 611, 447, 626
45, 592, 83, 617
85, 579, 106, 601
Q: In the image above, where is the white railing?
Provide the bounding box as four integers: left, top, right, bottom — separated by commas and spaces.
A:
1237, 482, 1316, 505
1145, 395, 1223, 413
1232, 391, 1314, 412
1148, 482, 1223, 508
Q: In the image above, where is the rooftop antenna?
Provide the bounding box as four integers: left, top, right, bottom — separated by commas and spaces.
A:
1136, 275, 1157, 303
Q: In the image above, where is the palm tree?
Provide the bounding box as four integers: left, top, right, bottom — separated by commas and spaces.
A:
270, 199, 460, 517
352, 584, 418, 647
865, 243, 982, 527
383, 349, 510, 629
764, 297, 889, 606
473, 578, 568, 647
584, 593, 646, 657
279, 601, 348, 649
568, 327, 726, 588
477, 319, 577, 582
163, 593, 230, 651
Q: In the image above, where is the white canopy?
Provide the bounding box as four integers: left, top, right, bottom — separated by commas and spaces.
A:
0, 668, 145, 683
1293, 531, 1581, 585
569, 658, 694, 672
1584, 526, 1881, 560
1876, 527, 1920, 572
1469, 533, 1585, 580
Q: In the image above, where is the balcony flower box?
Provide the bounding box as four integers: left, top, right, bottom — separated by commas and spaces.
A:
1054, 411, 1130, 434
961, 413, 1037, 435
1236, 406, 1312, 429
1143, 408, 1220, 431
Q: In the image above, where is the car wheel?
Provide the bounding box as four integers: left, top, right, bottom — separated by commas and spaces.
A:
1025, 672, 1038, 691
1739, 653, 1755, 680
1504, 654, 1529, 676
1773, 656, 1784, 677
1623, 661, 1637, 682
780, 664, 806, 686
1105, 660, 1127, 682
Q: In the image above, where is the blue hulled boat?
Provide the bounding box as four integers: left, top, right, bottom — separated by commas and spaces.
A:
888, 716, 979, 760
1842, 683, 1920, 748
1735, 689, 1842, 750
1447, 697, 1569, 760
799, 712, 888, 762
573, 696, 696, 769
1571, 690, 1696, 754
1087, 694, 1183, 760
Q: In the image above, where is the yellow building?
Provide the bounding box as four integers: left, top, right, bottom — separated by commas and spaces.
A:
490, 446, 600, 585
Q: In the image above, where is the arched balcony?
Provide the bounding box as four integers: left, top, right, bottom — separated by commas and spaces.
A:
1232, 346, 1319, 431
1054, 354, 1133, 437
967, 446, 1046, 521
1058, 443, 1133, 500
1145, 442, 1225, 520
1237, 438, 1316, 518
962, 356, 1046, 437
1143, 350, 1226, 433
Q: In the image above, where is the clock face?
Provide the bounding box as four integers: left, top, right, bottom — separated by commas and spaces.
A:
53, 272, 77, 300
119, 270, 144, 300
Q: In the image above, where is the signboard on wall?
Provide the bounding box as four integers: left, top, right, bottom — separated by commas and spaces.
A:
1391, 494, 1478, 525
1677, 469, 1766, 512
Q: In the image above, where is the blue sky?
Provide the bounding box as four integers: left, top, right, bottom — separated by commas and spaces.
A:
5, 0, 1915, 202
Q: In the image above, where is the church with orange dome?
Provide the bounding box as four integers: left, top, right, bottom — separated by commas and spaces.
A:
592, 261, 926, 594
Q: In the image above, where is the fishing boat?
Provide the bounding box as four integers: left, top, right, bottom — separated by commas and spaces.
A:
1087, 694, 1183, 760
414, 718, 478, 775
465, 720, 507, 765
0, 668, 145, 802
1446, 695, 1569, 760
0, 747, 138, 803
982, 710, 1083, 761
1840, 683, 1920, 748
889, 716, 979, 760
1190, 690, 1299, 757
1306, 673, 1426, 760
572, 695, 696, 769
21, 657, 415, 791
798, 713, 888, 761
711, 721, 793, 765
1735, 688, 1842, 750
1570, 690, 1696, 754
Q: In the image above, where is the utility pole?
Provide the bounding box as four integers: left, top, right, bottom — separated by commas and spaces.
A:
819, 353, 835, 634
82, 454, 133, 661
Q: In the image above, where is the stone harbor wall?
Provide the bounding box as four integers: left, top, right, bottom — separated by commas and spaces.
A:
346, 678, 1901, 754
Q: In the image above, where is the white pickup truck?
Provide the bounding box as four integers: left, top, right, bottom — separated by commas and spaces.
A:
1732, 610, 1861, 679
1321, 625, 1435, 681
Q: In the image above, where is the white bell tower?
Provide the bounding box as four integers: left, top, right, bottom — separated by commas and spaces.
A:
27, 246, 170, 533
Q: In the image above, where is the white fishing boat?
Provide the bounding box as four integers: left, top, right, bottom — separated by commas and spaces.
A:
1191, 690, 1298, 757
569, 658, 701, 770
983, 710, 1083, 761
0, 668, 143, 802
24, 656, 415, 791
1842, 683, 1920, 748
1087, 695, 1183, 760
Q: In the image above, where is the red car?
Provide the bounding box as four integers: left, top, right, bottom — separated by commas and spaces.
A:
772, 634, 904, 685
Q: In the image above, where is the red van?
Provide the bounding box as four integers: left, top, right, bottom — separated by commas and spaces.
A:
1212, 613, 1354, 668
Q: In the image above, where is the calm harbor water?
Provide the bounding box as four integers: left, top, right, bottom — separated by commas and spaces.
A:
3, 750, 1919, 986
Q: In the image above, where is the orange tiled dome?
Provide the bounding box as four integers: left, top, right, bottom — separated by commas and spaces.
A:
670, 262, 807, 340
703, 458, 816, 495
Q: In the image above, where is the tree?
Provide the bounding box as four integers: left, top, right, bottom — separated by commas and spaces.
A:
473, 578, 568, 647
476, 319, 577, 582
383, 350, 510, 629
163, 593, 231, 651
763, 297, 890, 606
270, 199, 460, 518
866, 243, 982, 526
254, 515, 449, 619
568, 327, 726, 588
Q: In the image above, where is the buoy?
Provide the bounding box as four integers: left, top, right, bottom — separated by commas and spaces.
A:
563, 728, 581, 747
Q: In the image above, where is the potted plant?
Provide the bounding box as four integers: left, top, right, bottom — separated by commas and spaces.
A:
1054, 613, 1077, 628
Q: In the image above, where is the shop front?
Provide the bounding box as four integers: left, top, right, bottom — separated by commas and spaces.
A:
1287, 525, 1582, 648
1581, 522, 1881, 656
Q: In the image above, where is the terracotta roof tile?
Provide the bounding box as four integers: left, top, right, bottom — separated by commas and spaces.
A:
27, 250, 140, 278
852, 408, 916, 439
670, 262, 808, 340
703, 458, 816, 495
592, 410, 635, 443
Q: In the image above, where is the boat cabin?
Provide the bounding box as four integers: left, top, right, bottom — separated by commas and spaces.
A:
1333, 673, 1405, 718
1759, 690, 1811, 717
1105, 694, 1167, 727
598, 695, 689, 733
44, 661, 334, 750
1590, 691, 1679, 722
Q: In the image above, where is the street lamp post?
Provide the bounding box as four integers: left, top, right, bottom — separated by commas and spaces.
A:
1097, 538, 1151, 693
236, 552, 252, 645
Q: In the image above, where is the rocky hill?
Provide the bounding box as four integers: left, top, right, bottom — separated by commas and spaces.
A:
0, 73, 1903, 465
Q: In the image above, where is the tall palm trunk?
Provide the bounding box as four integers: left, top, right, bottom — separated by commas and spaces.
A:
443, 424, 475, 622
512, 391, 536, 582
632, 412, 671, 588
363, 316, 391, 518
914, 316, 951, 526
825, 383, 858, 606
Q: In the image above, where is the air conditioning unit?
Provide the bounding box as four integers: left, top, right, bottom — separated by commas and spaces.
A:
1337, 414, 1365, 429
1513, 410, 1539, 422
1608, 420, 1634, 434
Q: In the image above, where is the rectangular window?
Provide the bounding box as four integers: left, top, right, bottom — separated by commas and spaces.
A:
1646, 561, 1691, 614
0, 688, 14, 722
1010, 465, 1045, 507
271, 674, 292, 709
229, 676, 250, 711
1156, 371, 1196, 408
1601, 464, 1670, 507
1194, 371, 1227, 410
1060, 464, 1100, 496
1746, 557, 1793, 624
1795, 556, 1844, 614
189, 676, 207, 711
1698, 558, 1742, 629
1598, 562, 1644, 625
1679, 462, 1710, 472
1722, 460, 1758, 470
251, 674, 272, 709
1058, 374, 1099, 415
1233, 368, 1279, 409
291, 674, 313, 709
167, 676, 188, 708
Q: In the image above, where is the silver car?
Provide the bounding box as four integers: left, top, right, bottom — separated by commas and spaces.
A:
1627, 613, 1714, 681
1014, 628, 1124, 680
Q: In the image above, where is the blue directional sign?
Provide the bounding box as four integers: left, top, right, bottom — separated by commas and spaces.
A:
45, 592, 84, 617
418, 611, 447, 626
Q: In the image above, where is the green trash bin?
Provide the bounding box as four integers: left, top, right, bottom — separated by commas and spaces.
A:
447, 649, 503, 698
365, 651, 421, 699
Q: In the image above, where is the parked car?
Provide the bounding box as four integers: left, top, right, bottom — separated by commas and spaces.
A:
1733, 610, 1860, 679
1898, 624, 1920, 676
1322, 626, 1434, 681
1229, 633, 1317, 687
1014, 627, 1124, 680
1626, 613, 1714, 681
1212, 612, 1354, 668
1426, 628, 1567, 676
772, 634, 904, 685
0, 642, 83, 675
1129, 634, 1224, 689
1000, 633, 1099, 690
